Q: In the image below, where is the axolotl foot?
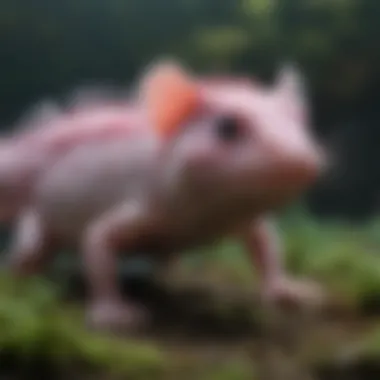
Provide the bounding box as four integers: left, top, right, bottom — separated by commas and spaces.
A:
86, 299, 150, 333
261, 277, 326, 309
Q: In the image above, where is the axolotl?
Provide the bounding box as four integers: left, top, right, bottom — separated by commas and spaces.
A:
5, 60, 326, 331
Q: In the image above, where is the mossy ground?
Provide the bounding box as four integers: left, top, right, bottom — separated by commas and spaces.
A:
2, 207, 380, 379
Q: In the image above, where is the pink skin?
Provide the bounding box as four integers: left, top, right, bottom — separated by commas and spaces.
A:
6, 62, 325, 331
0, 104, 146, 221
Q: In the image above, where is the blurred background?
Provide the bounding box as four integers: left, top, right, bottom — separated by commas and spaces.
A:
0, 0, 380, 379
0, 0, 379, 221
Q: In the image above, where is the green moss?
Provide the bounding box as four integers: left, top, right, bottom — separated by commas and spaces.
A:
3, 207, 380, 378
0, 272, 261, 379
179, 208, 380, 311
0, 273, 166, 379
200, 360, 255, 380
351, 326, 380, 358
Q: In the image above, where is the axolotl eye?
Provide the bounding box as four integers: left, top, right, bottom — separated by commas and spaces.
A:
214, 115, 245, 142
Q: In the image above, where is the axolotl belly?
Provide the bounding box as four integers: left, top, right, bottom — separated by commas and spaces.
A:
34, 136, 263, 256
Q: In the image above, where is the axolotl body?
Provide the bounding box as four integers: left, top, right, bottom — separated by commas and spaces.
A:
6, 60, 325, 330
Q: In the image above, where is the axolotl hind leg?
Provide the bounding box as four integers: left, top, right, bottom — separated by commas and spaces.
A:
7, 209, 55, 277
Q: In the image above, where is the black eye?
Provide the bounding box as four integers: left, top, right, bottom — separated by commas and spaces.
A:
215, 115, 242, 142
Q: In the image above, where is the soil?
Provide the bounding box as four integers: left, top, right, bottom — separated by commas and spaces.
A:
0, 263, 379, 380
57, 271, 380, 380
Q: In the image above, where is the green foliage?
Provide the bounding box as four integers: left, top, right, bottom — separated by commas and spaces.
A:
278, 208, 380, 304
0, 274, 166, 379
3, 207, 380, 378
183, 205, 380, 308
0, 0, 378, 124
199, 359, 255, 380
0, 273, 261, 379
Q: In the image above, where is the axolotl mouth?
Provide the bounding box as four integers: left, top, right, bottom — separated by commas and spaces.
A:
253, 130, 325, 198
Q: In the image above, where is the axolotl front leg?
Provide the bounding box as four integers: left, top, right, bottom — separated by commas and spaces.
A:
8, 200, 154, 332
241, 217, 325, 307
82, 200, 154, 331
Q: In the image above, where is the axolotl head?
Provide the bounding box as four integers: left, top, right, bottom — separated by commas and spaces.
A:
140, 60, 326, 211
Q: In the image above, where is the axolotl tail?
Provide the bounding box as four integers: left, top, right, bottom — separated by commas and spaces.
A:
0, 139, 39, 222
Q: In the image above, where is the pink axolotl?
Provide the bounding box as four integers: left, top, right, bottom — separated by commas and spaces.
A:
5, 59, 325, 331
